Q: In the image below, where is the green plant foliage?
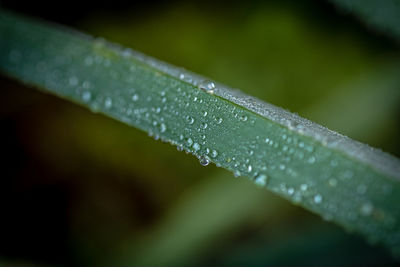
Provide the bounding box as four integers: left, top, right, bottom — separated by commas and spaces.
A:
1, 8, 400, 259
329, 0, 400, 40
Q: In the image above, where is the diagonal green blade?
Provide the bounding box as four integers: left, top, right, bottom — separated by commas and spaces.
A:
329, 0, 400, 41
1, 9, 400, 257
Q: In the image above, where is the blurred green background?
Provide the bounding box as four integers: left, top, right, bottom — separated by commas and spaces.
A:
1, 0, 400, 266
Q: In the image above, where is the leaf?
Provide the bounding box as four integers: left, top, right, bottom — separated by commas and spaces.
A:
329, 0, 400, 40
1, 9, 400, 257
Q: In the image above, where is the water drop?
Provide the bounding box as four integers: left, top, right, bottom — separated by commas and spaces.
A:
254, 174, 268, 187
132, 94, 139, 101
308, 156, 316, 164
199, 80, 215, 93
160, 123, 167, 133
193, 142, 201, 152
360, 202, 373, 216
200, 122, 208, 129
187, 138, 193, 146
104, 97, 112, 109
247, 165, 252, 172
314, 194, 322, 204
234, 170, 241, 177
211, 149, 218, 158
82, 91, 91, 102
300, 184, 308, 191
199, 156, 210, 166
186, 116, 195, 124
328, 178, 337, 187
216, 117, 223, 124
288, 187, 294, 195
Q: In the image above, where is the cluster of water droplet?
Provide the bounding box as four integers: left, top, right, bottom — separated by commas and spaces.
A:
3, 19, 399, 255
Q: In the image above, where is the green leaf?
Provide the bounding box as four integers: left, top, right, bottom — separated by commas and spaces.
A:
329, 0, 400, 40
1, 9, 400, 257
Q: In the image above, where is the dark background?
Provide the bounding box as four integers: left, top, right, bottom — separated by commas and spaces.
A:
1, 0, 400, 266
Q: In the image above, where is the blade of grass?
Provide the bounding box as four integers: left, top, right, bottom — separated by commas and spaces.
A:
328, 0, 400, 41
1, 9, 400, 257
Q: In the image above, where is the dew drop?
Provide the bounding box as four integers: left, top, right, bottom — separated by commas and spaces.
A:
234, 170, 241, 177
132, 94, 139, 101
187, 138, 193, 146
300, 184, 308, 191
199, 156, 210, 166
314, 194, 322, 204
254, 174, 268, 187
160, 123, 167, 133
216, 117, 223, 124
247, 165, 253, 172
193, 142, 201, 152
308, 156, 316, 164
186, 116, 195, 124
104, 97, 112, 109
199, 80, 215, 93
360, 202, 373, 216
200, 122, 208, 129
203, 111, 208, 117
82, 91, 91, 102
328, 178, 337, 187
211, 149, 218, 158
288, 187, 295, 195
